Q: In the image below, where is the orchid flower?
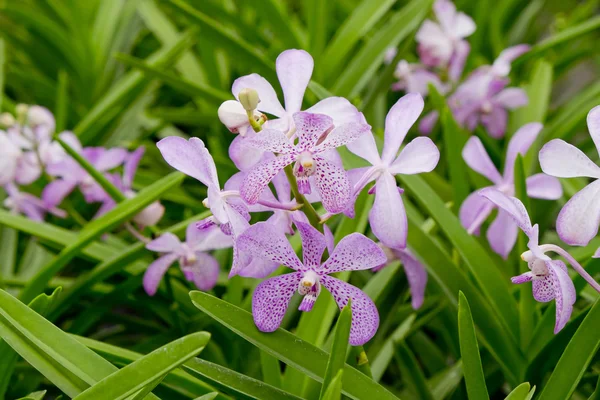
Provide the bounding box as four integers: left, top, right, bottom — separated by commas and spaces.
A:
238, 221, 386, 345
223, 49, 363, 171
479, 188, 600, 333
143, 223, 232, 296
3, 183, 66, 221
239, 112, 370, 214
539, 106, 600, 248
43, 136, 127, 208
0, 130, 41, 186
392, 60, 449, 96
415, 0, 475, 80
460, 123, 562, 258
376, 245, 428, 309
344, 93, 440, 249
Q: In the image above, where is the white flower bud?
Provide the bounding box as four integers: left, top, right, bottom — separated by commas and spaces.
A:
15, 104, 29, 119
0, 113, 15, 127
238, 88, 260, 112
218, 100, 262, 134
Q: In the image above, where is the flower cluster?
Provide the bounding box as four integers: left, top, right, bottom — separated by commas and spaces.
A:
391, 0, 529, 138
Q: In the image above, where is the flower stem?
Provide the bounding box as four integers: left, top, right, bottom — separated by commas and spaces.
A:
350, 345, 373, 378
284, 164, 323, 232
541, 244, 600, 293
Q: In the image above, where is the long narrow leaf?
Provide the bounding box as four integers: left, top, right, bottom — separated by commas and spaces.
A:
320, 302, 352, 399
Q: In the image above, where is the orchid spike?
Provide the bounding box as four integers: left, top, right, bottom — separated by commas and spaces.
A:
376, 245, 428, 309
225, 49, 363, 171
344, 93, 440, 249
539, 105, 600, 248
238, 221, 386, 345
143, 223, 232, 296
460, 123, 562, 258
477, 188, 600, 333
240, 112, 370, 214
3, 183, 66, 221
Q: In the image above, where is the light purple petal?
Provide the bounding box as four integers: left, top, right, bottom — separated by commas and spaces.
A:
503, 122, 542, 180
146, 232, 181, 253
294, 112, 334, 150
276, 49, 314, 113
93, 148, 128, 171
313, 155, 351, 214
321, 233, 386, 273
324, 224, 335, 255
124, 147, 145, 188
395, 249, 427, 309
346, 130, 382, 165
526, 174, 562, 200
556, 178, 600, 246
15, 154, 42, 185
273, 169, 291, 203
236, 255, 280, 279
143, 253, 179, 296
494, 88, 528, 110
511, 271, 533, 284
388, 137, 440, 175
240, 153, 296, 204
478, 188, 533, 235
182, 253, 220, 291
243, 128, 296, 154
228, 133, 268, 171
369, 172, 407, 249
481, 106, 508, 139
313, 122, 371, 153
305, 97, 362, 125
232, 73, 286, 117
487, 209, 519, 259
193, 225, 234, 252
320, 275, 379, 346
223, 201, 251, 238
252, 272, 303, 332
419, 111, 439, 135
448, 40, 470, 82
42, 179, 76, 208
236, 221, 304, 270
294, 220, 327, 268
539, 139, 600, 179
548, 260, 576, 333
532, 274, 555, 303
587, 105, 600, 157
462, 136, 502, 184
381, 93, 424, 164
157, 137, 220, 188
492, 44, 530, 76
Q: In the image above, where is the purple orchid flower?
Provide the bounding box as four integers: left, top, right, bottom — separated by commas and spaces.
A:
392, 60, 449, 96
43, 135, 128, 208
238, 221, 386, 345
479, 188, 600, 333
0, 130, 41, 186
344, 93, 440, 249
539, 106, 600, 248
416, 0, 475, 80
223, 49, 363, 171
376, 245, 428, 309
239, 112, 370, 214
460, 123, 562, 258
3, 183, 66, 221
144, 223, 232, 296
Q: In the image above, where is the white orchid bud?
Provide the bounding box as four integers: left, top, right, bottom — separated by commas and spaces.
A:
0, 113, 15, 127
15, 104, 29, 120
218, 100, 262, 135
134, 201, 165, 228
238, 88, 260, 112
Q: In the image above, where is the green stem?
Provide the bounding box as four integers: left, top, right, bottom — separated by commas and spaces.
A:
350, 346, 373, 378
284, 165, 323, 233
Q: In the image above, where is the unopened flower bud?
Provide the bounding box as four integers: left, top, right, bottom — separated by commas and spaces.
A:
0, 112, 15, 127
15, 103, 29, 120
238, 88, 260, 112
218, 100, 263, 135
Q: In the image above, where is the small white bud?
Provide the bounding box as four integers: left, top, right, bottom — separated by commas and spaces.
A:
15, 103, 29, 119
218, 100, 262, 134
0, 113, 15, 127
238, 88, 260, 112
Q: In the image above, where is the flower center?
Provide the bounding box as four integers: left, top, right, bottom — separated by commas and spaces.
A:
481, 100, 493, 114
530, 258, 549, 280
180, 244, 197, 267
298, 270, 321, 312
293, 151, 316, 195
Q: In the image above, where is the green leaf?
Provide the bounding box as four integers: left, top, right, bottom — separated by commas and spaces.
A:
260, 350, 283, 389
193, 393, 219, 400
590, 375, 600, 400
0, 38, 5, 111
306, 0, 329, 64
16, 390, 47, 400
74, 332, 211, 400
55, 69, 69, 133
189, 291, 400, 400
116, 53, 231, 103
253, 0, 303, 48
319, 301, 352, 399
0, 226, 18, 278
505, 382, 531, 400
395, 342, 435, 400
18, 171, 184, 303
321, 370, 343, 400
126, 375, 166, 400
331, 0, 432, 97
320, 0, 396, 81
371, 314, 416, 381
458, 292, 490, 400
537, 298, 600, 400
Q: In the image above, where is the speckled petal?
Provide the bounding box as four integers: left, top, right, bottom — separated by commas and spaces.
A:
252, 272, 303, 332
243, 128, 296, 154
556, 178, 600, 246
462, 136, 502, 184
320, 275, 379, 345
157, 137, 220, 188
236, 221, 304, 270
143, 253, 179, 296
313, 155, 351, 214
313, 122, 371, 153
511, 272, 533, 284
321, 233, 386, 273
294, 112, 334, 150
240, 153, 296, 204
294, 220, 327, 268
548, 260, 576, 333
381, 93, 424, 164
539, 139, 600, 179
276, 49, 314, 113
369, 172, 407, 249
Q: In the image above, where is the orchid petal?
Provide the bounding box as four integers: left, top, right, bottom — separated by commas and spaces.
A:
487, 210, 519, 259
232, 74, 286, 117
93, 148, 128, 171
294, 220, 327, 268
539, 139, 600, 179
526, 173, 562, 200
228, 133, 267, 171
369, 172, 407, 249
313, 122, 371, 153
494, 88, 528, 109
381, 93, 424, 164
305, 97, 363, 125
42, 179, 76, 208
252, 272, 303, 332
548, 260, 576, 333
276, 49, 314, 113
346, 132, 381, 166
556, 178, 600, 246
313, 155, 351, 214
389, 137, 440, 175
462, 136, 502, 184
448, 40, 470, 82
492, 44, 530, 76
124, 147, 145, 188
143, 253, 178, 296
395, 249, 427, 309
511, 272, 533, 284
157, 137, 220, 188
586, 105, 600, 157
320, 275, 379, 345
146, 232, 181, 253
240, 153, 296, 204
182, 253, 220, 291
293, 112, 334, 150
503, 122, 542, 179
478, 188, 533, 235
481, 106, 508, 138
419, 111, 439, 135
321, 233, 386, 273
242, 128, 296, 153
